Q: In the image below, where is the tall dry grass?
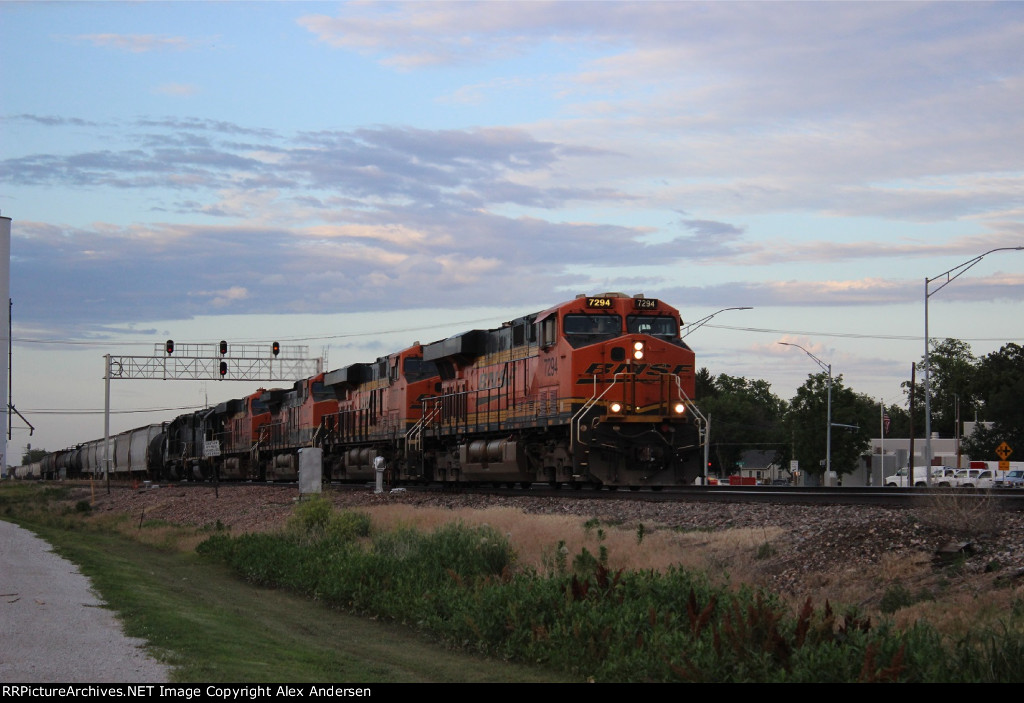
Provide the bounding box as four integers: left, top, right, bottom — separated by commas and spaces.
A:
355, 503, 785, 577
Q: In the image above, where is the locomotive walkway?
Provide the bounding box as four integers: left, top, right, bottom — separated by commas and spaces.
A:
0, 520, 170, 683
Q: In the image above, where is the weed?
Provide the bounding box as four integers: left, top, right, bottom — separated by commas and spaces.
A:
880, 583, 915, 614
914, 488, 1003, 539
755, 542, 777, 560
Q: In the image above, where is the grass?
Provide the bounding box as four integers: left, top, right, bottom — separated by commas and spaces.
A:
6, 482, 1024, 682
0, 485, 574, 683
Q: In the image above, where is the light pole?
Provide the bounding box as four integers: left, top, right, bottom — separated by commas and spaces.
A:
680, 306, 752, 483
924, 247, 1023, 475
681, 307, 753, 338
780, 342, 832, 480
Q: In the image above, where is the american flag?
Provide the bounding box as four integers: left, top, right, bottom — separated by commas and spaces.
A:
883, 412, 891, 436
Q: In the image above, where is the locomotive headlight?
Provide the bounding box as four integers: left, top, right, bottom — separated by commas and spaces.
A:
674, 402, 686, 415
609, 402, 623, 414
633, 341, 645, 360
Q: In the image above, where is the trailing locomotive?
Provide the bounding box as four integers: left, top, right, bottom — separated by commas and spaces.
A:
29, 293, 707, 488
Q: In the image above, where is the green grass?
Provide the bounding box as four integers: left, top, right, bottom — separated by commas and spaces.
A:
0, 486, 573, 683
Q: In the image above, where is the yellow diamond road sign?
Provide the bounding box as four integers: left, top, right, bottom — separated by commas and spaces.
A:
995, 442, 1013, 461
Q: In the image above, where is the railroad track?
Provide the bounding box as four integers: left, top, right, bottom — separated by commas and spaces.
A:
48, 477, 1024, 510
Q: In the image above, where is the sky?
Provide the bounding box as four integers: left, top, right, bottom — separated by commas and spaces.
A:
2, 1, 1023, 459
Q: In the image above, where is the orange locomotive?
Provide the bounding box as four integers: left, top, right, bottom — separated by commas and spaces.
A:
405, 292, 704, 488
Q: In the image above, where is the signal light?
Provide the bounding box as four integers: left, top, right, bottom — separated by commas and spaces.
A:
633, 341, 644, 360
219, 340, 228, 356
272, 341, 280, 357
165, 339, 174, 355
219, 361, 228, 377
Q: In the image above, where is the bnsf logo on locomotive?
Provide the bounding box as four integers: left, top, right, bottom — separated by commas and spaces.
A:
579, 362, 693, 380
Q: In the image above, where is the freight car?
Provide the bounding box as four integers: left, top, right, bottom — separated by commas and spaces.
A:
33, 293, 707, 489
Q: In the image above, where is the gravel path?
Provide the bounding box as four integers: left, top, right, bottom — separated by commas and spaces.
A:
0, 520, 171, 683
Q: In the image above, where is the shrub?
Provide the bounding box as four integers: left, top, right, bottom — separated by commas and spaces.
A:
880, 583, 916, 614
913, 488, 1003, 539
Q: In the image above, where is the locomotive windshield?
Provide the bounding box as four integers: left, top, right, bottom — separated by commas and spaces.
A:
563, 314, 623, 347
627, 315, 680, 339
403, 357, 439, 382
311, 382, 336, 402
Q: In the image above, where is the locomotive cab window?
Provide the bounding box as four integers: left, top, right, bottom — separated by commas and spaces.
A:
563, 314, 622, 348
403, 357, 438, 382
311, 382, 336, 402
627, 315, 680, 339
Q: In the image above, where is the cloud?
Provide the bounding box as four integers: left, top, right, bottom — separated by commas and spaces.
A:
193, 286, 250, 307
70, 33, 199, 53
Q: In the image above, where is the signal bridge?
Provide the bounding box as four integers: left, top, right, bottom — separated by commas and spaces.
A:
105, 341, 323, 382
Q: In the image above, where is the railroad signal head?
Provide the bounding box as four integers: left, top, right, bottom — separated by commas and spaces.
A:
219, 361, 228, 377
272, 341, 280, 357
219, 340, 228, 356
165, 339, 174, 355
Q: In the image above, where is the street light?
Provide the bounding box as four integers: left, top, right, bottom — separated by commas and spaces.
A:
681, 307, 753, 338
779, 342, 832, 479
924, 247, 1023, 475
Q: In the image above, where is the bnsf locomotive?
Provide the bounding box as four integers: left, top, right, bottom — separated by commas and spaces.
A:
29, 294, 707, 488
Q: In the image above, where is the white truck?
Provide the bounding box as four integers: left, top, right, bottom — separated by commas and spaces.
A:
951, 468, 997, 488
884, 466, 958, 487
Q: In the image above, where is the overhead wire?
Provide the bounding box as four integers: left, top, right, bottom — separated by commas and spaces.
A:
20, 405, 207, 416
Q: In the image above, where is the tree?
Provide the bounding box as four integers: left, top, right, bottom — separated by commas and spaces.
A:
699, 373, 787, 475
695, 367, 716, 401
881, 402, 911, 440
21, 448, 48, 465
787, 373, 874, 479
903, 338, 980, 439
961, 343, 1024, 460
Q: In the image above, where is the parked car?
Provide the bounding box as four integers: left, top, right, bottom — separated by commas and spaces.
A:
994, 469, 1024, 488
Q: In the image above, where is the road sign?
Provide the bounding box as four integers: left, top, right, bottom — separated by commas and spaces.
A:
999, 460, 1010, 472
996, 442, 1013, 460
204, 440, 221, 457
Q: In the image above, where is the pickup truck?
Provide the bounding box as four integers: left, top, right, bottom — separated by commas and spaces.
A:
884, 467, 957, 487
952, 468, 996, 488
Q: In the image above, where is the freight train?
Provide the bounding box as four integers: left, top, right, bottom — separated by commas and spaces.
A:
21, 294, 706, 489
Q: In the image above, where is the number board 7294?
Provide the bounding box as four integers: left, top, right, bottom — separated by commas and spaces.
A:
585, 297, 660, 309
